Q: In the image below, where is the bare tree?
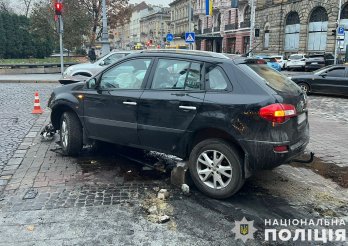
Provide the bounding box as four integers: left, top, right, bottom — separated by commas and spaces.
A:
0, 0, 13, 13
78, 0, 130, 45
22, 0, 33, 17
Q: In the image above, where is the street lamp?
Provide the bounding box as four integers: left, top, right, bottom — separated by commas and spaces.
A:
101, 0, 110, 56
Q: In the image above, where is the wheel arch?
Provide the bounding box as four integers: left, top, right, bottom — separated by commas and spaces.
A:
51, 104, 82, 130
187, 127, 249, 177
72, 71, 93, 77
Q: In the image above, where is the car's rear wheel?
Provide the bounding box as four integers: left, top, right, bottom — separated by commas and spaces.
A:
60, 111, 83, 156
298, 82, 310, 94
188, 139, 244, 199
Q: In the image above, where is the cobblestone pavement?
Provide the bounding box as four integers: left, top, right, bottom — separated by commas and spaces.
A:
0, 83, 347, 245
0, 83, 58, 172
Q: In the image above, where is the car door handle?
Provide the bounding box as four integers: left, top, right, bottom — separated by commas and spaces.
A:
179, 106, 196, 110
123, 101, 137, 106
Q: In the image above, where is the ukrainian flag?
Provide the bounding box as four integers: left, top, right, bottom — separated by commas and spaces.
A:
206, 0, 213, 16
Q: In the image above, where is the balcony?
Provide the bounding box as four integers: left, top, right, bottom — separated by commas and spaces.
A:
240, 21, 250, 28
225, 23, 237, 31
203, 28, 212, 34
213, 26, 220, 32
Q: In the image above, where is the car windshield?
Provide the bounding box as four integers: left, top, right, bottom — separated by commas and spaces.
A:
240, 64, 300, 93
289, 55, 303, 60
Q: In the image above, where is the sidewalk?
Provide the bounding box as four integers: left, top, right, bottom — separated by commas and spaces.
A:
0, 74, 61, 83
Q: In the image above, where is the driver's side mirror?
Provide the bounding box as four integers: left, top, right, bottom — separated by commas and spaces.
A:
320, 72, 327, 78
86, 78, 97, 89
99, 60, 105, 66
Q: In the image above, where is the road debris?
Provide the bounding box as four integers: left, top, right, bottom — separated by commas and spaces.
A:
181, 184, 190, 196
40, 124, 55, 141
157, 189, 169, 200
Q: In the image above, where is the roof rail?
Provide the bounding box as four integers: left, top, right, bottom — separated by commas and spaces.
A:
140, 49, 230, 59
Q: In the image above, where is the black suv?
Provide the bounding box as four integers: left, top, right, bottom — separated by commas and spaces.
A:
48, 50, 309, 199
305, 53, 334, 71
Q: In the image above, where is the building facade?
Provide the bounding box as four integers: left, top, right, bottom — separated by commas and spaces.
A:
193, 0, 252, 54
140, 7, 171, 46
129, 2, 151, 43
169, 0, 193, 47
254, 0, 348, 58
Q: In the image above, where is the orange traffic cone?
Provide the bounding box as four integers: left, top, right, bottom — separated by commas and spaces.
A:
31, 91, 43, 114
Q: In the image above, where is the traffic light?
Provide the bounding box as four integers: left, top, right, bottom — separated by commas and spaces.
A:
332, 29, 336, 36
55, 2, 63, 15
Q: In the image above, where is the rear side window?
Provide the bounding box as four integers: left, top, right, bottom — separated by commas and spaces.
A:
151, 59, 203, 90
326, 67, 345, 77
205, 66, 230, 90
241, 64, 300, 93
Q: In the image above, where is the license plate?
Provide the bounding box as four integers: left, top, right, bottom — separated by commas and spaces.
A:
312, 62, 318, 65
297, 113, 306, 124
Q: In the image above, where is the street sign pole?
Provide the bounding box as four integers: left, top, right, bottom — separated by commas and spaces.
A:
189, 0, 192, 50
334, 0, 343, 65
58, 1, 64, 75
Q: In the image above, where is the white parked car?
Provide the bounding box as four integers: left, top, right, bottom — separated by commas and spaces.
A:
286, 54, 308, 71
63, 51, 136, 78
271, 55, 287, 69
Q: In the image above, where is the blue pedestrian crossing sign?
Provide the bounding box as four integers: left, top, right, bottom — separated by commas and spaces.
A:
166, 33, 174, 42
338, 26, 345, 35
185, 32, 195, 43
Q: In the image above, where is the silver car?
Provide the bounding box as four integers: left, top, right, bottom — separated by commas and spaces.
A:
63, 51, 135, 78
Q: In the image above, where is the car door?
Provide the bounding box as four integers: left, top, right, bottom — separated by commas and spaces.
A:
137, 58, 205, 153
313, 66, 346, 94
83, 58, 153, 145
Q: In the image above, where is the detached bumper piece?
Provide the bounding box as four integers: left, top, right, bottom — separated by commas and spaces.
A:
292, 152, 314, 164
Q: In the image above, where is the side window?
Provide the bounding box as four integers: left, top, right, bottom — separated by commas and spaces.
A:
151, 59, 203, 90
100, 59, 151, 89
326, 67, 345, 77
206, 66, 230, 90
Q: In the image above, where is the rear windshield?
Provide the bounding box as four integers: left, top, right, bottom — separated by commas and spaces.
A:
289, 55, 303, 60
240, 64, 301, 93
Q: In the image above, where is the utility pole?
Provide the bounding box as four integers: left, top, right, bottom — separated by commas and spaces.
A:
188, 0, 192, 50
249, 0, 255, 57
101, 0, 110, 56
334, 0, 343, 65
55, 0, 64, 75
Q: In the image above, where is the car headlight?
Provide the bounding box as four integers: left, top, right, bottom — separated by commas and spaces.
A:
288, 77, 292, 80
63, 67, 74, 76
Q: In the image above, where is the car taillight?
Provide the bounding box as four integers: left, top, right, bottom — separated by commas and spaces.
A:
273, 145, 289, 153
259, 104, 297, 123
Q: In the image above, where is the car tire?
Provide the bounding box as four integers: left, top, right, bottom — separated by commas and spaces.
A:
60, 111, 83, 156
287, 66, 290, 71
298, 82, 310, 94
188, 139, 244, 199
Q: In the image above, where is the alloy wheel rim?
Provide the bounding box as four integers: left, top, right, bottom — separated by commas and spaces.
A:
300, 84, 308, 93
61, 120, 68, 148
196, 150, 233, 190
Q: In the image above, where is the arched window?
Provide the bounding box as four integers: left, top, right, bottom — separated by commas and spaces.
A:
341, 4, 348, 19
284, 12, 300, 50
307, 7, 328, 51
264, 24, 270, 49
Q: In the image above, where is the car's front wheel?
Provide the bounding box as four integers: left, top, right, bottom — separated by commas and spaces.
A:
60, 111, 83, 156
188, 139, 244, 199
298, 82, 310, 94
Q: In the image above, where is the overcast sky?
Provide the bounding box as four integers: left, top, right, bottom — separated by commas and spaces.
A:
129, 0, 172, 7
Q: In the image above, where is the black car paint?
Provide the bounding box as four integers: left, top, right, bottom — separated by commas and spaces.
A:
49, 52, 309, 176
291, 65, 348, 96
